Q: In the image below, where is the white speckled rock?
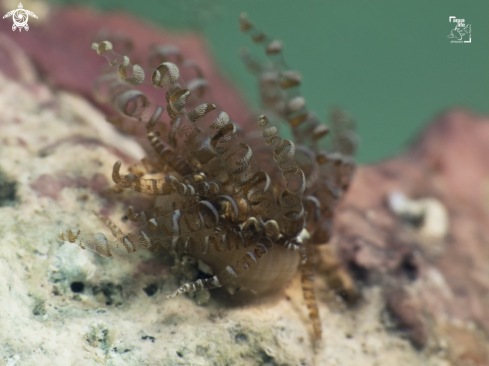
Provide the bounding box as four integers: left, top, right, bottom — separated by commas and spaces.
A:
49, 243, 97, 286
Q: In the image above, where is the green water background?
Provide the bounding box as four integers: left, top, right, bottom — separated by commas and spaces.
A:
52, 0, 489, 163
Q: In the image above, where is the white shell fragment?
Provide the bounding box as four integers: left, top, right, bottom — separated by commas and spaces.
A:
388, 191, 449, 239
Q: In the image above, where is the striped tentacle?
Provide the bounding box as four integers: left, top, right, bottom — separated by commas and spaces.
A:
59, 220, 155, 258
111, 161, 174, 195
148, 45, 211, 99
311, 151, 355, 244
238, 14, 330, 151
92, 41, 273, 206
170, 192, 274, 256
169, 216, 265, 256
104, 157, 159, 194
61, 199, 222, 257
165, 84, 258, 190
147, 130, 194, 177
146, 200, 220, 241
112, 161, 218, 198
126, 197, 195, 224
172, 225, 249, 256
329, 108, 358, 158
91, 43, 204, 168
143, 205, 253, 256
162, 71, 273, 199
258, 115, 305, 238
299, 243, 322, 341
170, 194, 254, 254
182, 173, 223, 198
167, 238, 273, 298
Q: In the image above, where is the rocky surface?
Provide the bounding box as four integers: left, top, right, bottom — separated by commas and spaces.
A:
333, 109, 489, 365
0, 69, 452, 366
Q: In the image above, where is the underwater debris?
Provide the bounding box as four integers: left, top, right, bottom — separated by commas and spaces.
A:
388, 191, 449, 240
59, 15, 357, 342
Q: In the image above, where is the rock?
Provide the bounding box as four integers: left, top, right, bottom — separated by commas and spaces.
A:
335, 109, 489, 364
0, 62, 448, 366
49, 242, 97, 291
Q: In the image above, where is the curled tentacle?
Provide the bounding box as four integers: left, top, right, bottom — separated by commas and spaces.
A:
258, 115, 305, 237
147, 130, 194, 176
167, 238, 273, 298
60, 29, 359, 346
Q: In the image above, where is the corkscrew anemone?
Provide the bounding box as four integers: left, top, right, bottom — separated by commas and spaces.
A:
59, 14, 357, 341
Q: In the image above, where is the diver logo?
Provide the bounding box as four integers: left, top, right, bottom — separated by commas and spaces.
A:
2, 3, 38, 32
447, 16, 471, 43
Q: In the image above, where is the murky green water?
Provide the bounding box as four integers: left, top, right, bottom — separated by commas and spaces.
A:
50, 0, 489, 163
